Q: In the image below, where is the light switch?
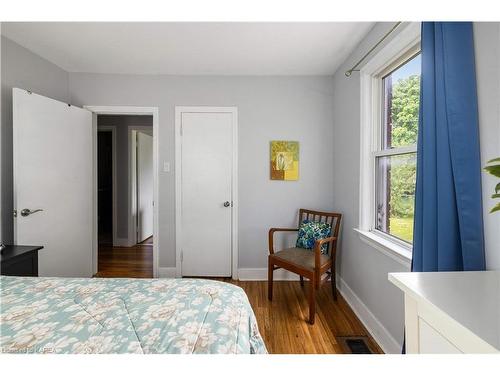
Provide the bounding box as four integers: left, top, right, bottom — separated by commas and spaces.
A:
163, 162, 170, 172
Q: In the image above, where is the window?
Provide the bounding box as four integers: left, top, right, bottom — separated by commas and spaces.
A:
357, 22, 421, 263
375, 53, 420, 244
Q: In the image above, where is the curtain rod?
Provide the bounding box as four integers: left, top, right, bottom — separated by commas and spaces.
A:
345, 22, 402, 77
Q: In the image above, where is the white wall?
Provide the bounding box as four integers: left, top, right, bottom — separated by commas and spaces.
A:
68, 74, 336, 268
1, 36, 69, 244
331, 23, 409, 354
474, 23, 500, 270
331, 22, 500, 353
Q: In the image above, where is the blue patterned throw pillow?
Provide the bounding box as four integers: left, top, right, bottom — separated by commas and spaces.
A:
295, 220, 331, 254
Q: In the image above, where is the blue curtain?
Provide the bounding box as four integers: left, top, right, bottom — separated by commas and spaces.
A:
412, 22, 486, 272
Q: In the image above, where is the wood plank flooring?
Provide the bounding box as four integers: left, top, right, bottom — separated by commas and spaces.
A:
230, 280, 382, 354
94, 241, 382, 354
95, 237, 153, 278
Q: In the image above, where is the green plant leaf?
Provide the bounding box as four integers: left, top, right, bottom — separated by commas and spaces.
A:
484, 165, 500, 178
490, 202, 500, 214
485, 157, 500, 214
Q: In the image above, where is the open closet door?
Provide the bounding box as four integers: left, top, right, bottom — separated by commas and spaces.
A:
137, 132, 153, 243
13, 88, 93, 277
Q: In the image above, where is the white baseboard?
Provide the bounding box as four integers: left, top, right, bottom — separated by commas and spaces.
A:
237, 268, 331, 282
157, 267, 298, 280
238, 268, 300, 281
158, 267, 177, 278
337, 276, 401, 354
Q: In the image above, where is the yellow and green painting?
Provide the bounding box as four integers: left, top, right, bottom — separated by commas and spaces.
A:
270, 141, 299, 180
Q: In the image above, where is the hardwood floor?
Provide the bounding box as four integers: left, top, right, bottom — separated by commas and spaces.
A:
94, 240, 382, 354
95, 237, 153, 278
230, 280, 382, 354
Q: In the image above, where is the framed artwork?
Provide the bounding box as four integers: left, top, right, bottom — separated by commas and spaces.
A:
270, 141, 299, 180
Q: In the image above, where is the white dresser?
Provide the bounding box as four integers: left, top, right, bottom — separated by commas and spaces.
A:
389, 271, 500, 353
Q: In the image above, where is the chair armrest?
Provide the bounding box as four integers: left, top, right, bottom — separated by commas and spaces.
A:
313, 236, 337, 269
268, 228, 298, 254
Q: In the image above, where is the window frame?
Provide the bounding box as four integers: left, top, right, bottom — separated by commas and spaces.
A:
374, 49, 420, 243
357, 22, 421, 266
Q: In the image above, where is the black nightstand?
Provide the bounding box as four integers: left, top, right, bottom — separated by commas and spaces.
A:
0, 245, 43, 276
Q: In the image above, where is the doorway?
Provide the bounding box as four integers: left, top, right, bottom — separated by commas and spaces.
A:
88, 106, 159, 278
175, 106, 238, 279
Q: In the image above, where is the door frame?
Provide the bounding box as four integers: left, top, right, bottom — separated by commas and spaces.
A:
174, 106, 238, 279
96, 126, 118, 247
86, 106, 159, 278
129, 126, 154, 246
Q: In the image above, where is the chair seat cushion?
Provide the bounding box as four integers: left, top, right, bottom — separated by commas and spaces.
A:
271, 247, 331, 271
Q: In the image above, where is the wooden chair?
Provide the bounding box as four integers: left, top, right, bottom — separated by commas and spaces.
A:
268, 209, 342, 324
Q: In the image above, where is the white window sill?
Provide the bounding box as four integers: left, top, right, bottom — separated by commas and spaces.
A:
353, 228, 412, 268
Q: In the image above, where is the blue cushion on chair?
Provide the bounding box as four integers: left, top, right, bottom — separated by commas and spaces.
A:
295, 220, 331, 254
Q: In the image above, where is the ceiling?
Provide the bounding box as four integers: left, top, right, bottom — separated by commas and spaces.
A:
1, 22, 374, 75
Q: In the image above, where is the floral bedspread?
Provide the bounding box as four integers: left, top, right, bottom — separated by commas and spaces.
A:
0, 276, 267, 354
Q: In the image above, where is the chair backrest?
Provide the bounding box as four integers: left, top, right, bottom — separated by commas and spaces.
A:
298, 209, 342, 258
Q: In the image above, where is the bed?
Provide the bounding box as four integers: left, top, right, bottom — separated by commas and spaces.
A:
0, 276, 267, 354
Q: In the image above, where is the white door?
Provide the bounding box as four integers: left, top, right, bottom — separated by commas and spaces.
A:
13, 88, 93, 277
180, 111, 234, 277
137, 132, 153, 243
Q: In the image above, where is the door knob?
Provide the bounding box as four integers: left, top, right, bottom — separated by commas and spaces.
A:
223, 201, 231, 207
20, 208, 43, 217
